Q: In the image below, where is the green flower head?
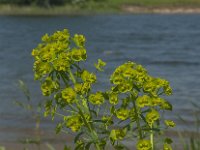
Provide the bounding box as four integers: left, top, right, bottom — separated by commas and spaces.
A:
163, 143, 172, 150
71, 48, 87, 62
66, 115, 82, 132
89, 92, 104, 105
136, 95, 151, 108
81, 70, 96, 84
41, 77, 59, 96
73, 34, 86, 48
136, 139, 152, 150
61, 87, 76, 104
74, 83, 91, 95
94, 59, 106, 71
165, 120, 176, 128
116, 108, 130, 120
117, 82, 133, 93
110, 129, 126, 141
109, 92, 118, 105
146, 109, 160, 126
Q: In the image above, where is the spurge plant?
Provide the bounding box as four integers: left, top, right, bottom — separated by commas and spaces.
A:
32, 29, 175, 150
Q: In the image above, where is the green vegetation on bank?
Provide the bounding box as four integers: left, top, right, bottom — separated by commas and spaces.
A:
1, 0, 200, 15
108, 0, 200, 7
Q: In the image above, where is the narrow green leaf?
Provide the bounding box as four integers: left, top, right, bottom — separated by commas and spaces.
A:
74, 132, 84, 143
85, 142, 92, 149
45, 143, 56, 150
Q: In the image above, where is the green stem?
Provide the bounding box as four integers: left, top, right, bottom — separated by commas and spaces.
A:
68, 68, 76, 84
150, 124, 154, 150
55, 112, 66, 117
133, 100, 142, 139
68, 68, 101, 149
95, 143, 101, 150
77, 105, 101, 149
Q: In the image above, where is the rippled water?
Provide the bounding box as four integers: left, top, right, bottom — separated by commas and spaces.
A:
0, 14, 200, 142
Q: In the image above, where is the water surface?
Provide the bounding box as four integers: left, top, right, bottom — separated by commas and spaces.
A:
0, 14, 200, 142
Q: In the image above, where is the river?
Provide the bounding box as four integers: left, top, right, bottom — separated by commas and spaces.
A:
0, 14, 200, 147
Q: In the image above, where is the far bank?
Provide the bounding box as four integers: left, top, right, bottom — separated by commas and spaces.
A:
1, 4, 200, 16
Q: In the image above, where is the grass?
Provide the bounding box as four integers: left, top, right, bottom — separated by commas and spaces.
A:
107, 0, 200, 7
1, 0, 200, 15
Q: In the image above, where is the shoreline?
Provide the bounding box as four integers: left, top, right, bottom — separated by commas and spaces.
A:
122, 5, 200, 14
1, 4, 200, 16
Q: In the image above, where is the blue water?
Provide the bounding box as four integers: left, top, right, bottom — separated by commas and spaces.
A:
0, 14, 200, 142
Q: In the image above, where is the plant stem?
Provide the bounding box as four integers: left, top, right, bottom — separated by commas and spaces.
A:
150, 124, 154, 150
68, 68, 76, 84
68, 68, 101, 148
77, 105, 101, 149
133, 100, 142, 139
95, 143, 101, 150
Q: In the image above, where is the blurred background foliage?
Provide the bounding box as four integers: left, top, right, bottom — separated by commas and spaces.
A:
0, 0, 106, 7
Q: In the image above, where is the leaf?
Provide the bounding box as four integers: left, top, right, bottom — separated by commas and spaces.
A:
190, 137, 195, 150
142, 127, 160, 132
140, 114, 147, 123
13, 100, 26, 109
93, 119, 105, 123
44, 100, 53, 117
18, 80, 31, 101
102, 92, 109, 100
110, 138, 115, 146
164, 138, 173, 144
0, 146, 5, 150
191, 101, 200, 110
55, 123, 63, 134
90, 110, 97, 117
63, 145, 72, 150
75, 143, 84, 150
85, 142, 92, 149
162, 100, 172, 111
51, 105, 57, 120
97, 130, 110, 135
72, 63, 82, 71
114, 144, 129, 150
45, 143, 56, 150
132, 84, 140, 92
117, 119, 127, 125
110, 106, 115, 115
19, 138, 40, 145
74, 132, 84, 143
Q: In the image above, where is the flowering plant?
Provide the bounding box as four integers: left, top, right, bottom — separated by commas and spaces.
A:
32, 29, 175, 150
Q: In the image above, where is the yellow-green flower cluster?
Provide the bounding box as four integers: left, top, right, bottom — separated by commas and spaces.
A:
110, 61, 172, 97
165, 120, 176, 128
81, 70, 96, 84
143, 77, 172, 96
136, 139, 152, 150
136, 96, 172, 110
116, 108, 130, 120
61, 87, 76, 104
73, 34, 85, 48
71, 48, 86, 62
41, 77, 59, 96
32, 29, 87, 80
110, 62, 146, 89
110, 62, 136, 93
110, 129, 126, 141
74, 83, 91, 95
163, 143, 172, 150
109, 92, 118, 105
136, 95, 151, 108
146, 109, 160, 126
94, 59, 106, 71
89, 92, 104, 105
102, 116, 113, 125
66, 115, 83, 132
